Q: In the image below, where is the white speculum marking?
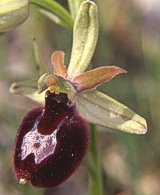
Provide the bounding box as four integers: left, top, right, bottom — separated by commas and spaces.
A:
21, 126, 58, 164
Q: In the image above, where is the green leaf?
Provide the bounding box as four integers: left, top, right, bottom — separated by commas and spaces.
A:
75, 90, 147, 134
30, 0, 73, 30
68, 0, 99, 78
10, 79, 44, 104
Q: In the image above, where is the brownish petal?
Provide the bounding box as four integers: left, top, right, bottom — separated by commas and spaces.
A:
73, 66, 127, 92
51, 51, 67, 78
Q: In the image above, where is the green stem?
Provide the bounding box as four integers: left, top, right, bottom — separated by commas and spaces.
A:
86, 124, 103, 195
30, 0, 73, 29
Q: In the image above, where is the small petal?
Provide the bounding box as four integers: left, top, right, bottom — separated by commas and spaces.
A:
51, 51, 67, 78
73, 66, 126, 92
75, 90, 147, 135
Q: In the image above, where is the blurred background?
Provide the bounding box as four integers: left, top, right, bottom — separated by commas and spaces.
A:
0, 0, 160, 194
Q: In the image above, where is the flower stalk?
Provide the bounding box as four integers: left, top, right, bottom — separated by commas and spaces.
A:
86, 124, 103, 195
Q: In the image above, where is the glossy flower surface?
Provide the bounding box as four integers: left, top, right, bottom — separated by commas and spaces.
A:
13, 91, 89, 187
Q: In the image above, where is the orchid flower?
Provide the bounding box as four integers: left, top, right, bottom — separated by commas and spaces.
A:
10, 0, 147, 188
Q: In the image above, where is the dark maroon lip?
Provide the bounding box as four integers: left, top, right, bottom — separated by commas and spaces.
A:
13, 91, 89, 188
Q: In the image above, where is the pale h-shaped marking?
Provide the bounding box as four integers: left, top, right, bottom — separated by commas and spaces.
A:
21, 127, 58, 164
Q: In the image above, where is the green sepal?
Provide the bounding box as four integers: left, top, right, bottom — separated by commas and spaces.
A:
10, 79, 44, 104
75, 90, 147, 134
68, 0, 99, 77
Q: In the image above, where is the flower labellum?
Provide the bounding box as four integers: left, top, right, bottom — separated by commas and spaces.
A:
13, 91, 89, 187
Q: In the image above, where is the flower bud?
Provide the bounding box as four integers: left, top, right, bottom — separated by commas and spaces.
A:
0, 0, 29, 33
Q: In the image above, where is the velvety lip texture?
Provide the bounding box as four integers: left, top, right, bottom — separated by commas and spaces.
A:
13, 91, 89, 188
